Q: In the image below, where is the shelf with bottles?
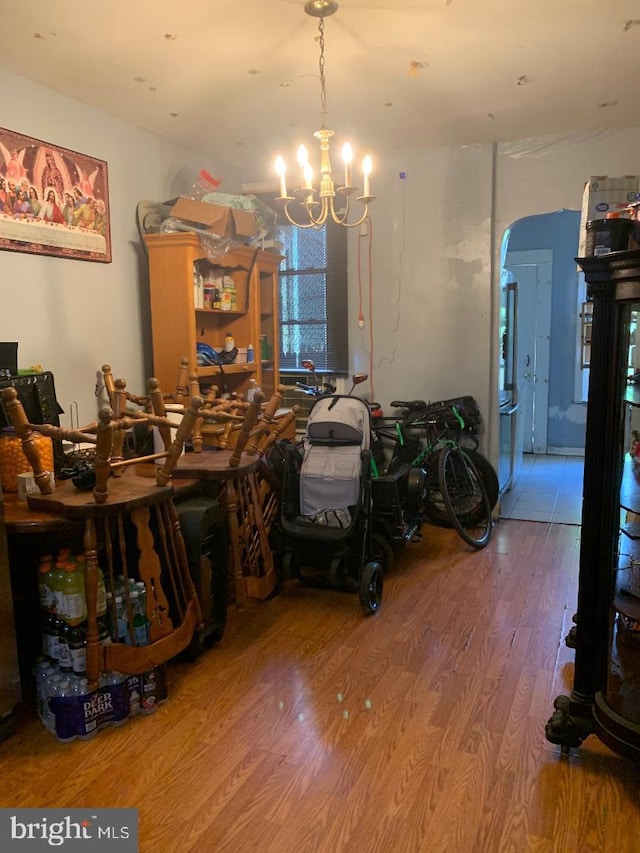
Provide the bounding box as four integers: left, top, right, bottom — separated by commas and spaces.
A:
36, 547, 170, 742
197, 363, 258, 378
193, 260, 247, 314
145, 230, 282, 404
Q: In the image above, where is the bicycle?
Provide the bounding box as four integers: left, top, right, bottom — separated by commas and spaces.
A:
371, 397, 495, 549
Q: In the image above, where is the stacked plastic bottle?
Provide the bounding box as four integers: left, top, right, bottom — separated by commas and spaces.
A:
34, 549, 172, 742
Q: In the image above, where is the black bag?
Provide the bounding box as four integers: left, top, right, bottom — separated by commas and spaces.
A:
424, 395, 482, 433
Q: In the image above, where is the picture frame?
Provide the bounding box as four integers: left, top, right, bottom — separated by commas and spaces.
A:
0, 127, 111, 263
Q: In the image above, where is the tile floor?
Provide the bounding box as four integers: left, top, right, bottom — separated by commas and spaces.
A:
499, 454, 584, 525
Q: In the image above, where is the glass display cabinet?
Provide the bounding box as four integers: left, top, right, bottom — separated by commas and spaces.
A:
546, 249, 640, 761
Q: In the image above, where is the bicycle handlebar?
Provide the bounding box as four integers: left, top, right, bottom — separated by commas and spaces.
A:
295, 381, 336, 397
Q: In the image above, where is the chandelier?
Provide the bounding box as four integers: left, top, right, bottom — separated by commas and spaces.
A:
274, 0, 374, 229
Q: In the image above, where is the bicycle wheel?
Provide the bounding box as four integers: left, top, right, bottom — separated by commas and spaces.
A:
423, 449, 498, 528
422, 449, 449, 524
438, 445, 492, 549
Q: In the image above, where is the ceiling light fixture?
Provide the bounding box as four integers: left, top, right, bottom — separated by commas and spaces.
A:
274, 0, 375, 229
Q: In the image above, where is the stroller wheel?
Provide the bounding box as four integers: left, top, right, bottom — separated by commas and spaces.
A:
359, 561, 383, 615
371, 531, 394, 573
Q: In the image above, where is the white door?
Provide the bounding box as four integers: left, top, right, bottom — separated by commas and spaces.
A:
504, 249, 552, 454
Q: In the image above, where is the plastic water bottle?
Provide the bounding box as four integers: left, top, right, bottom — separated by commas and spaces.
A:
247, 378, 261, 403
51, 680, 77, 743
101, 671, 130, 726
72, 678, 97, 740
44, 673, 64, 734
35, 661, 56, 723
130, 590, 150, 646
114, 594, 131, 645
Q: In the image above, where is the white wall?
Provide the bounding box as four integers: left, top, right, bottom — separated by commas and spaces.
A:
3, 63, 640, 473
349, 127, 640, 468
0, 68, 241, 429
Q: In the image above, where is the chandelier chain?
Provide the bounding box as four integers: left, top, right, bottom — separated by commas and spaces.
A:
273, 1, 374, 228
318, 17, 328, 126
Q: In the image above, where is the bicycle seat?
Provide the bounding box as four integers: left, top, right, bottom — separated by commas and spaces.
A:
390, 400, 427, 412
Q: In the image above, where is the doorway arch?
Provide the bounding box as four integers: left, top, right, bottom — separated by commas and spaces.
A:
498, 209, 586, 492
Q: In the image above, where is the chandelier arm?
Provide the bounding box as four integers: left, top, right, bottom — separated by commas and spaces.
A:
280, 197, 328, 229
304, 195, 329, 227
280, 204, 323, 229
330, 202, 370, 228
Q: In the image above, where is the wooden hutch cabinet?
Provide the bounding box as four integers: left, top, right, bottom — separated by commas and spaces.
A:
144, 232, 283, 402
546, 249, 640, 762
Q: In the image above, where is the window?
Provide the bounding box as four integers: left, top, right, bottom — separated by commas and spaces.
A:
276, 220, 348, 372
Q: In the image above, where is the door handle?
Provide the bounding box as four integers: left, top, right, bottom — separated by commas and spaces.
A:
500, 403, 520, 416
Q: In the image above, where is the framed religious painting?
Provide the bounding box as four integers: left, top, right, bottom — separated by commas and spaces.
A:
0, 127, 111, 263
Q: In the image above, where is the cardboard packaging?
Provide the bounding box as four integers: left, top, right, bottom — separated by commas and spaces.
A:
167, 197, 257, 240
578, 176, 639, 256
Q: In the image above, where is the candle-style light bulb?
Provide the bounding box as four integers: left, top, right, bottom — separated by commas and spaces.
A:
303, 163, 314, 192
274, 155, 287, 198
362, 155, 372, 198
341, 142, 353, 188
297, 145, 309, 189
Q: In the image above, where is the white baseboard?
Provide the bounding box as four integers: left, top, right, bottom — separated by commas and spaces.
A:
546, 446, 585, 457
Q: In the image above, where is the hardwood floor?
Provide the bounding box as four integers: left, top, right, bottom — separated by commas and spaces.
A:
2, 519, 639, 852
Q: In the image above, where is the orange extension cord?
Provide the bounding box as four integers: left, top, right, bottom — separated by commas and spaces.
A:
356, 216, 375, 402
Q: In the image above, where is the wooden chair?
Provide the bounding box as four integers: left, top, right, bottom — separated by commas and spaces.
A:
101, 357, 199, 409
0, 385, 204, 688
172, 390, 287, 605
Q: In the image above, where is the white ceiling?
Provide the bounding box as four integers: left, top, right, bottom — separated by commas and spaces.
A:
1, 0, 639, 183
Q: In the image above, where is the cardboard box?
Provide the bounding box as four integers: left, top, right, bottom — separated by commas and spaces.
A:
168, 197, 257, 240
578, 176, 639, 256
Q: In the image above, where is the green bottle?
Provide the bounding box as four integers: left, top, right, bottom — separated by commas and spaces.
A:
37, 554, 56, 613
51, 549, 71, 618
61, 559, 87, 627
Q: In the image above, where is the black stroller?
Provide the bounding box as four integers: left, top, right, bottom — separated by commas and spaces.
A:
277, 393, 383, 614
